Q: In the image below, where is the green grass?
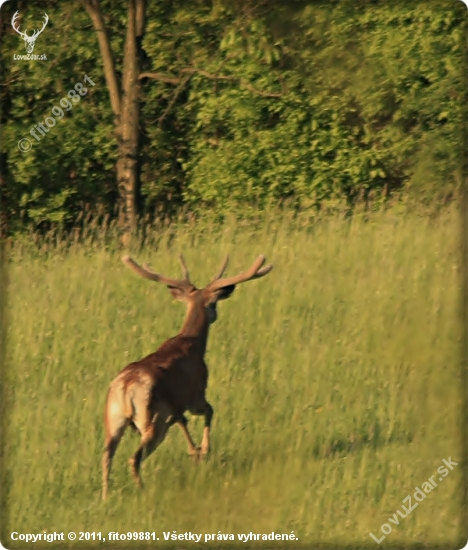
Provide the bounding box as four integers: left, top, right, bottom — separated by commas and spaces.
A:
1, 207, 464, 548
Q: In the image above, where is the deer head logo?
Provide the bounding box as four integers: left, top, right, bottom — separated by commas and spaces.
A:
11, 11, 49, 54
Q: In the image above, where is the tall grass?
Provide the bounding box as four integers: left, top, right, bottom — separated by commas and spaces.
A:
1, 206, 464, 548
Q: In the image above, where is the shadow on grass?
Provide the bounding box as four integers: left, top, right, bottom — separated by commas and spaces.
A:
312, 419, 414, 459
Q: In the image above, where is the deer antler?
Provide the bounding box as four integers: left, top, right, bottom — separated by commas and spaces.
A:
11, 11, 48, 39
209, 256, 230, 284
122, 255, 194, 289
207, 255, 273, 291
31, 13, 49, 40
178, 254, 190, 281
11, 11, 27, 39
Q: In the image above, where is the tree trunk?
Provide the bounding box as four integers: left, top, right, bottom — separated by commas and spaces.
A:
84, 0, 145, 237
117, 0, 140, 234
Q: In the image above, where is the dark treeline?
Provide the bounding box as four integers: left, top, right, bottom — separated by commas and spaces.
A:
0, 0, 465, 236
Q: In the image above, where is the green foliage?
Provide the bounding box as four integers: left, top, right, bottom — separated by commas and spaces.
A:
182, 0, 464, 210
0, 0, 464, 232
2, 208, 462, 545
1, 3, 117, 230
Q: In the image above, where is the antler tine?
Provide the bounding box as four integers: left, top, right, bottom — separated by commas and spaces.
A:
209, 255, 229, 284
179, 254, 191, 282
207, 255, 273, 291
40, 13, 49, 29
31, 13, 48, 38
252, 264, 274, 278
122, 255, 191, 289
11, 11, 26, 37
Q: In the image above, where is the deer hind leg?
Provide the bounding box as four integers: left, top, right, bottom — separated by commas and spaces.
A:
102, 394, 130, 500
129, 406, 171, 488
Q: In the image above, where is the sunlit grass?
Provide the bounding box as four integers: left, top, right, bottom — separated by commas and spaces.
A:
2, 206, 463, 547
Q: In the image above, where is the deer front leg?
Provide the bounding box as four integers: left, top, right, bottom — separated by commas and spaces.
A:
187, 401, 213, 457
200, 402, 213, 456
178, 402, 213, 460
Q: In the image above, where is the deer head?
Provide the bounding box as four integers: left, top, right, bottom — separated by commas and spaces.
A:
12, 11, 49, 54
122, 254, 273, 325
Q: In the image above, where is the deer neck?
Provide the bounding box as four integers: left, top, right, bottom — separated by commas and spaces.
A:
179, 301, 210, 355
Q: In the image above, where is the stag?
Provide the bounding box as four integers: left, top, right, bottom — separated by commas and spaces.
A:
102, 254, 273, 499
11, 11, 49, 54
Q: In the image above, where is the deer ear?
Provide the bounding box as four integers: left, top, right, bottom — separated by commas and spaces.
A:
168, 286, 186, 301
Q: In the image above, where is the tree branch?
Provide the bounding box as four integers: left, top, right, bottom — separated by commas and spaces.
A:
140, 67, 283, 98
138, 72, 181, 85
239, 80, 283, 98
82, 0, 121, 117
135, 0, 145, 37
179, 68, 235, 81
122, 0, 138, 100
158, 75, 191, 127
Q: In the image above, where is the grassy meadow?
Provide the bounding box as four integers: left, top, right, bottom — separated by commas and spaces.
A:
1, 207, 464, 548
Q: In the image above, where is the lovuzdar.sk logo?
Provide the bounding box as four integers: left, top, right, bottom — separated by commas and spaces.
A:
11, 10, 48, 60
